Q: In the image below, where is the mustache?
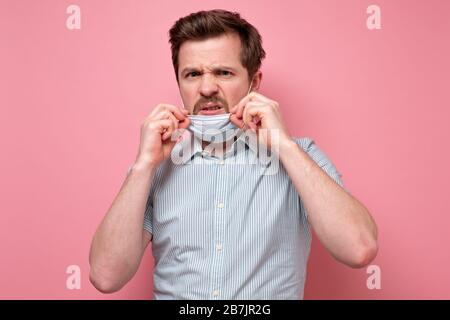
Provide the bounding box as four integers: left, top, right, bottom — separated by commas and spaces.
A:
194, 96, 229, 113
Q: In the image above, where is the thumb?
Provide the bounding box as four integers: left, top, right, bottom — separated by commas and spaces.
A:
230, 114, 245, 129
178, 117, 190, 130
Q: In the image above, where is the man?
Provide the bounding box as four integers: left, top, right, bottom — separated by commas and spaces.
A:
89, 9, 378, 299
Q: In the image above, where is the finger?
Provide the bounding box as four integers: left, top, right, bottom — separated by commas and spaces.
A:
163, 113, 180, 141
153, 109, 173, 121
234, 96, 267, 119
234, 102, 246, 120
231, 92, 272, 114
161, 119, 176, 141
150, 103, 187, 121
161, 111, 190, 140
167, 112, 179, 130
154, 118, 173, 135
178, 116, 190, 130
230, 113, 246, 130
153, 108, 183, 128
230, 94, 249, 117
230, 91, 253, 113
231, 98, 248, 120
148, 103, 168, 118
162, 104, 189, 121
243, 103, 265, 131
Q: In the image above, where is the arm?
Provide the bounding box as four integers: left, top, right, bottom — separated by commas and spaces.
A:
89, 103, 189, 293
89, 161, 156, 293
229, 91, 377, 268
278, 138, 378, 268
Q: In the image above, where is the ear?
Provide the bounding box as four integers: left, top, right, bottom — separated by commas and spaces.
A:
251, 70, 263, 92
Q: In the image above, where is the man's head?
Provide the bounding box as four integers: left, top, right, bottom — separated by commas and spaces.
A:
169, 9, 266, 115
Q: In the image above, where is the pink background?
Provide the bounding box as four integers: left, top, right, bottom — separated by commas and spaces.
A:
1, 0, 449, 299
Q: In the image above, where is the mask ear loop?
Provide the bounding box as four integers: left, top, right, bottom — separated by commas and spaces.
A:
234, 82, 254, 135
247, 82, 253, 95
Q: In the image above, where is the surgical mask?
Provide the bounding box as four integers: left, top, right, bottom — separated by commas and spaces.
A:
187, 113, 239, 143
184, 84, 253, 143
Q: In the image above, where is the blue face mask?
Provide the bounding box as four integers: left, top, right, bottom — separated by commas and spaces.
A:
184, 84, 253, 143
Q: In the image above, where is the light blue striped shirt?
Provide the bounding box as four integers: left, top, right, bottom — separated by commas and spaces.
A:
142, 130, 344, 300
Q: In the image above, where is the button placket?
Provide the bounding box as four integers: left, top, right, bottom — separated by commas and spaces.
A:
210, 157, 228, 299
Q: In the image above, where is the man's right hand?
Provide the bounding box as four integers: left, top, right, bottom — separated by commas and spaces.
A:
135, 104, 190, 168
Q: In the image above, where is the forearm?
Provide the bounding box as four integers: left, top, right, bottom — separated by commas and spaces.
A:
89, 161, 156, 292
278, 138, 378, 268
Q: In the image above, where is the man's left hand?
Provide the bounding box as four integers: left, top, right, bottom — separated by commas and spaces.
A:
230, 92, 291, 149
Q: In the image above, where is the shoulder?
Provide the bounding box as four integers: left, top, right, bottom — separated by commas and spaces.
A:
290, 136, 345, 188
290, 136, 333, 166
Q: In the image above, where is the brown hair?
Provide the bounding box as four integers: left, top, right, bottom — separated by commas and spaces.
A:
169, 9, 266, 82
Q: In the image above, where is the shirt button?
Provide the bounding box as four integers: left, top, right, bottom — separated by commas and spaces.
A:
217, 202, 224, 209
216, 243, 223, 251
218, 159, 225, 165
212, 290, 220, 297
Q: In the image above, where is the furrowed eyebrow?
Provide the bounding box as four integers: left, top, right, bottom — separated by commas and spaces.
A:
181, 66, 238, 76
211, 66, 237, 73
181, 68, 199, 76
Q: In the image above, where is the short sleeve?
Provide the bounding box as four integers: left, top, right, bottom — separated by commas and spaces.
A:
293, 137, 346, 220
293, 137, 345, 188
143, 194, 154, 235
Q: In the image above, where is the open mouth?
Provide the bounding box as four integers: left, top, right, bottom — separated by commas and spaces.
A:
197, 102, 226, 115
201, 102, 222, 111
196, 100, 228, 115
202, 106, 222, 111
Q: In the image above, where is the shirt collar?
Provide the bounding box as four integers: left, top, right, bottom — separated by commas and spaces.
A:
171, 129, 262, 165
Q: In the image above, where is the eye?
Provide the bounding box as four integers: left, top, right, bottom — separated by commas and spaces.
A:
186, 71, 201, 78
217, 70, 232, 77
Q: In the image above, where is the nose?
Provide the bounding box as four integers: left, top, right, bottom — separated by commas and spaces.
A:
198, 73, 219, 97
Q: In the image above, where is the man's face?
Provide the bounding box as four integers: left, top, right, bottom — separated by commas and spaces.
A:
178, 32, 255, 115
